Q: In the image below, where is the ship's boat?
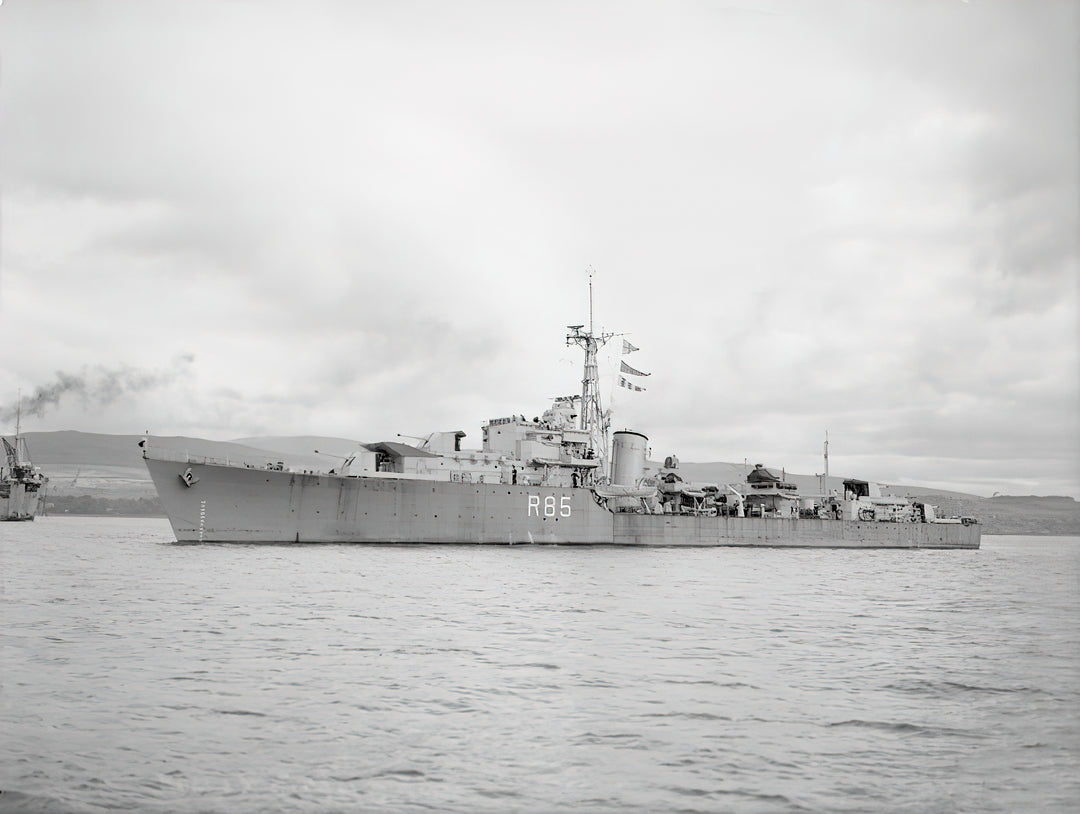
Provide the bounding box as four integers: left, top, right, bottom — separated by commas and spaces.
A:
142, 303, 981, 549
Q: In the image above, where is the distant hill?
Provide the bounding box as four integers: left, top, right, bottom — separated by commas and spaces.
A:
19, 431, 354, 501
22, 430, 351, 472
23, 430, 149, 468
979, 495, 1080, 536
11, 431, 1080, 534
671, 462, 1078, 535
672, 461, 835, 496
230, 436, 362, 460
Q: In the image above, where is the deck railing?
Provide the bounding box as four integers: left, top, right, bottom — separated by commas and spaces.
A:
145, 447, 262, 469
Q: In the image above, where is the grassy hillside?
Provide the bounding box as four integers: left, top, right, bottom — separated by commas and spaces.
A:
13, 431, 1079, 534
979, 495, 1080, 536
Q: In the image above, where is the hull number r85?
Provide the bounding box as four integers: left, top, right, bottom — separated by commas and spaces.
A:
528, 495, 572, 517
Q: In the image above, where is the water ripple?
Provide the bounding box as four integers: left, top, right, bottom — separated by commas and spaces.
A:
2, 521, 1078, 814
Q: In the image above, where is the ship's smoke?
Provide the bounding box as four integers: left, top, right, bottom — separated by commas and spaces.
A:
1, 359, 194, 424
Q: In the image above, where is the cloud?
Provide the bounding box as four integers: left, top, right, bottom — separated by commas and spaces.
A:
0, 0, 1076, 497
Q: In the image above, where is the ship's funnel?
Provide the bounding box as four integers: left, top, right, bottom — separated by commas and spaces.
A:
611, 430, 648, 486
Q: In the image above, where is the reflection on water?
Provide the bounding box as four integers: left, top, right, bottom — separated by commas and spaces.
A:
2, 518, 1078, 813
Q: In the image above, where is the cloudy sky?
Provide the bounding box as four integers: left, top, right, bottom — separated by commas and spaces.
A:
1, 0, 1077, 497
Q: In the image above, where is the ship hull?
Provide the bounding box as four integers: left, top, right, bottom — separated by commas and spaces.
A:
145, 457, 981, 548
0, 483, 44, 521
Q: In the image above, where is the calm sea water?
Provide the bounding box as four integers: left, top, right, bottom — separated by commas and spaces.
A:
1, 518, 1077, 814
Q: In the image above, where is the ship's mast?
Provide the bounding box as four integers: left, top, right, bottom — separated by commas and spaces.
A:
824, 429, 830, 495
566, 270, 614, 475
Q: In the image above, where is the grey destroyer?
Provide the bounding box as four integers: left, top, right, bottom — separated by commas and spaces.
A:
143, 301, 981, 548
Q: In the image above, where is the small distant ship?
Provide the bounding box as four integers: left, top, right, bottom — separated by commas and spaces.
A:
1, 404, 48, 521
143, 288, 980, 549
